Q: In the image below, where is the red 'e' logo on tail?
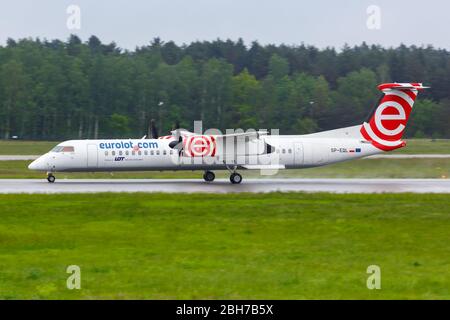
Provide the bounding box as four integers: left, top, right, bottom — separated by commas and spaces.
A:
361, 84, 419, 151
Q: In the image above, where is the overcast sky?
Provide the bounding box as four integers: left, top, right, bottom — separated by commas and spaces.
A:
0, 0, 447, 50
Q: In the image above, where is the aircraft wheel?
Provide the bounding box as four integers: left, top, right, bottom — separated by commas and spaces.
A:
203, 171, 215, 182
230, 173, 242, 184
47, 174, 55, 183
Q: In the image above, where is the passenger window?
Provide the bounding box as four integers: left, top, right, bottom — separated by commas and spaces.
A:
144, 150, 148, 155
125, 151, 129, 156
169, 150, 173, 155
138, 151, 142, 155
282, 149, 286, 154
119, 150, 123, 156
112, 151, 116, 156
288, 149, 292, 154
105, 151, 108, 156
151, 150, 154, 155
163, 150, 167, 155
132, 151, 135, 156
156, 150, 160, 155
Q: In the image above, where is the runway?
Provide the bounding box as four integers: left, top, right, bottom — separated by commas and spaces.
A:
0, 178, 449, 194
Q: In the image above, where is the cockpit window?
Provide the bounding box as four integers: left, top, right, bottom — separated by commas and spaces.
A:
62, 146, 74, 152
51, 146, 74, 152
51, 146, 64, 152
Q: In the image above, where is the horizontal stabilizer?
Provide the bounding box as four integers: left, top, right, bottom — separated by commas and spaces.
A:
378, 83, 429, 91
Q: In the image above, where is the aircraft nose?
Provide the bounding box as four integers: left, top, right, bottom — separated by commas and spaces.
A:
28, 156, 47, 171
28, 159, 39, 170
28, 160, 36, 170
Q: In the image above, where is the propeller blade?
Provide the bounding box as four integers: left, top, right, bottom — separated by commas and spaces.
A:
169, 134, 183, 150
150, 119, 158, 139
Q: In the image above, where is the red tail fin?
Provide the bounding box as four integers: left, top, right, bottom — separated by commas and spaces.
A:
360, 83, 427, 151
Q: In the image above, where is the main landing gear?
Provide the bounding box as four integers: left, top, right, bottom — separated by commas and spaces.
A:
203, 170, 215, 182
229, 172, 242, 184
203, 170, 243, 184
225, 163, 243, 184
47, 173, 55, 183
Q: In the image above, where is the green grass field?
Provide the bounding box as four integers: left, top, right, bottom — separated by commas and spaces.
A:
394, 139, 450, 154
0, 139, 449, 155
0, 193, 448, 299
0, 158, 448, 179
0, 140, 57, 155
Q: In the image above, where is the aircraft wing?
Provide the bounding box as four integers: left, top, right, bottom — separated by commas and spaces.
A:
213, 130, 267, 140
169, 130, 267, 140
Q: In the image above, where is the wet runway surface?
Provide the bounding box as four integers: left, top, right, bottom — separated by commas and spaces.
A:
1, 178, 450, 194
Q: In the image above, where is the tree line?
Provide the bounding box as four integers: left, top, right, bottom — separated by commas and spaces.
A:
0, 35, 449, 140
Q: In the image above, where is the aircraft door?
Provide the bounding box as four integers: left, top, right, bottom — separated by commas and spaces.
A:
294, 142, 303, 166
87, 144, 98, 168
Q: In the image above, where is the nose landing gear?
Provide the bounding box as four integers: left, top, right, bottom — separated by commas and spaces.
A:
47, 173, 55, 183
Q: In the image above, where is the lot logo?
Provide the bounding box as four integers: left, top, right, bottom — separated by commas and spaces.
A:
183, 135, 216, 157
115, 157, 125, 161
361, 85, 417, 151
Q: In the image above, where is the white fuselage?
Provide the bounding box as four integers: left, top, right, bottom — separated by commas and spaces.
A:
28, 134, 382, 173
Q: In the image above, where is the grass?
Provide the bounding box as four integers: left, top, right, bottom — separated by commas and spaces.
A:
0, 158, 449, 179
0, 139, 449, 155
393, 139, 450, 154
0, 140, 57, 155
0, 192, 448, 299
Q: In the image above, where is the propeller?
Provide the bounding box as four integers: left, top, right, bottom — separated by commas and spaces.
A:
150, 119, 158, 139
169, 120, 184, 154
148, 118, 183, 153
169, 135, 183, 148
172, 120, 180, 131
169, 132, 183, 155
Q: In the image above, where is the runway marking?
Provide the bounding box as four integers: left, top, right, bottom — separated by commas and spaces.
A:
0, 179, 449, 194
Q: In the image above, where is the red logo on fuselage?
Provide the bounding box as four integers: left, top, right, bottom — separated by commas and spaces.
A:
183, 135, 216, 157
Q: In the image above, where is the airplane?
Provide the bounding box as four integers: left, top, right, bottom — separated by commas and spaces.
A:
28, 82, 427, 184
